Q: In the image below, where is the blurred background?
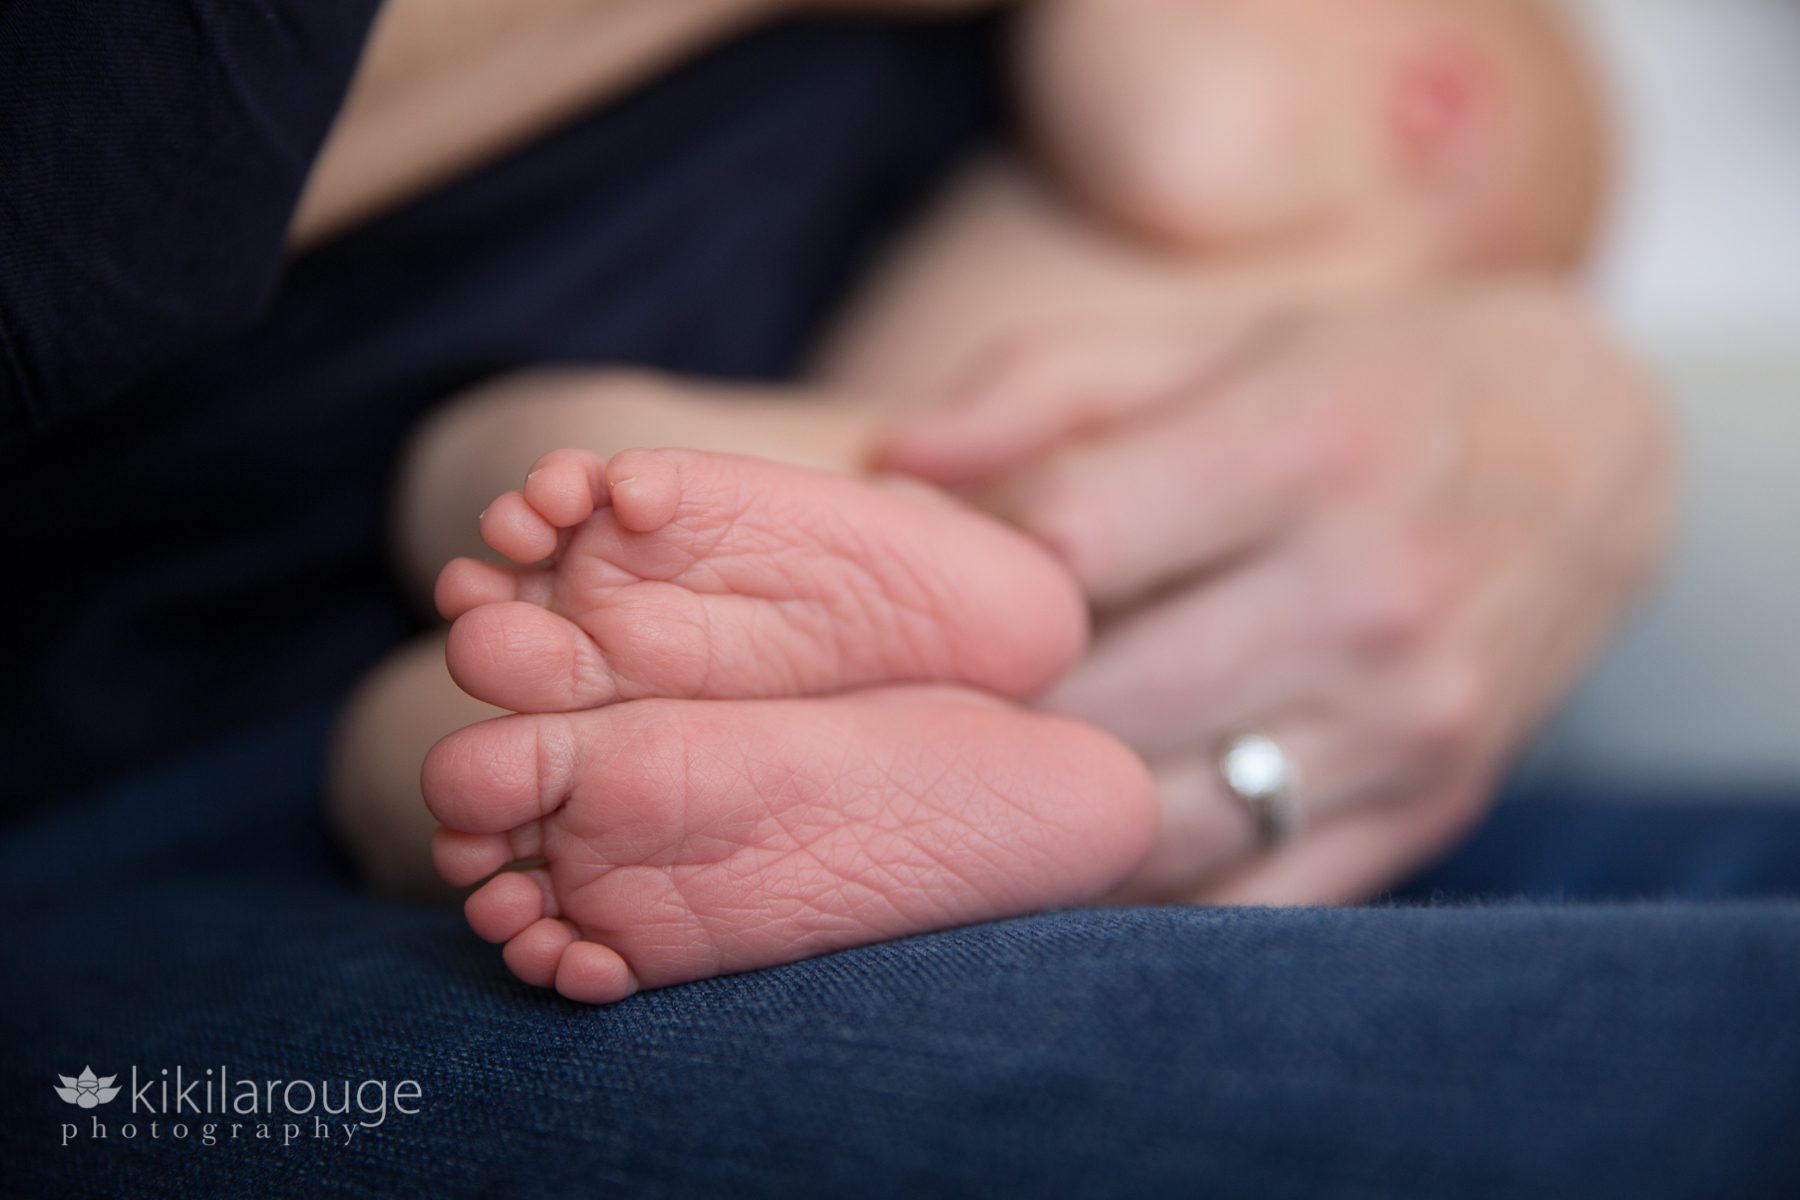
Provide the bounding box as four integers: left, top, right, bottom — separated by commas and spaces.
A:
1538, 0, 1800, 789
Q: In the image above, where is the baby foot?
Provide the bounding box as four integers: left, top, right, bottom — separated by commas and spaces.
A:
435, 448, 1086, 713
425, 687, 1156, 1002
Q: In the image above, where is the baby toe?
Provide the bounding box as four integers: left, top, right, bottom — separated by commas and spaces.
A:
431, 828, 516, 887
445, 601, 618, 712
503, 918, 579, 989
422, 712, 577, 834
555, 940, 639, 1005
465, 869, 551, 944
524, 449, 608, 528
604, 449, 684, 533
481, 490, 559, 564
434, 558, 524, 621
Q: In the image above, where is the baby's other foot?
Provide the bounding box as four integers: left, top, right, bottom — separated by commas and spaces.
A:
425, 688, 1156, 1002
436, 448, 1086, 712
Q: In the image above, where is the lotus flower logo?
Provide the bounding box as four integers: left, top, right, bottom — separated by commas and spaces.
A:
54, 1067, 121, 1108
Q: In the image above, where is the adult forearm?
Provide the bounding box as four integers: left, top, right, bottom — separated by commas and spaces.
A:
292, 0, 782, 249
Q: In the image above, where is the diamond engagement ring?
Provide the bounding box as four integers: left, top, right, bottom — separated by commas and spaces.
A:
1217, 733, 1303, 845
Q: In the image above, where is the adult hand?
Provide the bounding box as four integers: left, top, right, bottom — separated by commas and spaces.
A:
882, 280, 1674, 905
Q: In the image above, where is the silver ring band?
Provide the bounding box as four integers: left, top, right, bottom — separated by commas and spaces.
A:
1217, 733, 1303, 845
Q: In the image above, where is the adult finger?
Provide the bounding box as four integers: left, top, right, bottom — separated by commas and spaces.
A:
1108, 753, 1270, 904
1034, 550, 1324, 757
1113, 692, 1435, 904
993, 362, 1329, 609
1193, 780, 1490, 908
878, 322, 1258, 486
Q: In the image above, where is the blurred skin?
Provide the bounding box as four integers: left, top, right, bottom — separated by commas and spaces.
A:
922, 0, 1634, 902
1017, 0, 1605, 268
342, 289, 1672, 908
1018, 0, 1389, 252
882, 283, 1673, 905
328, 0, 1668, 910
844, 0, 1647, 901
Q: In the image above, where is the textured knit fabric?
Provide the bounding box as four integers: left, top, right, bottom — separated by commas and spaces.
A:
0, 16, 999, 806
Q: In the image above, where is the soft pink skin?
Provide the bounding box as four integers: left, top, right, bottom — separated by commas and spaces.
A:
436, 447, 1090, 712
426, 689, 1157, 1003
428, 448, 1152, 1003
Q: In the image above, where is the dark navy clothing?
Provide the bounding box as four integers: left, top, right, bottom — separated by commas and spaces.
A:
0, 1, 385, 428
0, 15, 1000, 804
2, 711, 1797, 1198
4, 11, 1797, 1198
